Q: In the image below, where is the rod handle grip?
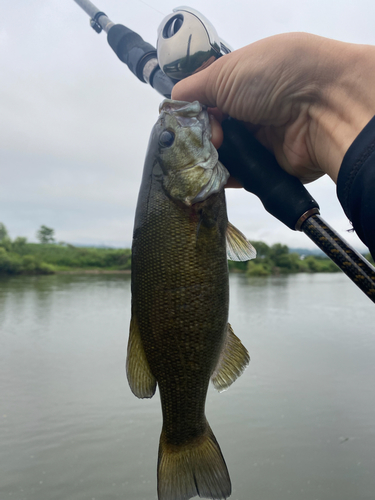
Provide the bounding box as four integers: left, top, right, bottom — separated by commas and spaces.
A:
218, 118, 319, 230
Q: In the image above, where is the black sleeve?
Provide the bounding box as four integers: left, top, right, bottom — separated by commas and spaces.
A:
337, 115, 375, 260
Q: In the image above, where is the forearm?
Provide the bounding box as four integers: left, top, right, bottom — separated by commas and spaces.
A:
337, 116, 375, 258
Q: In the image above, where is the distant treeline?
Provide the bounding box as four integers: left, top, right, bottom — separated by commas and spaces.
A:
0, 224, 373, 276
0, 238, 131, 275
229, 241, 374, 276
0, 223, 132, 275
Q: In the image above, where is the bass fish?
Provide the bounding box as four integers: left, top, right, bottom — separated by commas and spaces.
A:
127, 100, 256, 500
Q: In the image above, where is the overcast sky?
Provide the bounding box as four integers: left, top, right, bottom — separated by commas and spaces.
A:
1, 0, 375, 250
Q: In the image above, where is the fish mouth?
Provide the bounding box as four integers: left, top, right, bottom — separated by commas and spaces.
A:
159, 99, 211, 140
159, 99, 229, 205
159, 99, 203, 117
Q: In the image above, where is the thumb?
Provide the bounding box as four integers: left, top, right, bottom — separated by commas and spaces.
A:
171, 65, 218, 107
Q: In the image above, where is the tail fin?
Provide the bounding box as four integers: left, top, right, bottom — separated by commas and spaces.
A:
157, 423, 231, 500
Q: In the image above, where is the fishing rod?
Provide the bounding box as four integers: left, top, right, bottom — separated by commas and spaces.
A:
73, 0, 375, 303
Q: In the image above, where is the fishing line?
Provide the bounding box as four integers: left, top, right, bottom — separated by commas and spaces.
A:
135, 0, 166, 17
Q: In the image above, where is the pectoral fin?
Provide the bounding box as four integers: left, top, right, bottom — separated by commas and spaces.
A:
211, 323, 250, 392
126, 311, 157, 398
226, 221, 256, 261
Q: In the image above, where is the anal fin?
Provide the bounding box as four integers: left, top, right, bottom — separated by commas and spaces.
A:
126, 310, 157, 398
211, 323, 250, 392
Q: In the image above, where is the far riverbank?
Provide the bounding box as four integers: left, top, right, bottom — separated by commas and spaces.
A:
1, 239, 373, 277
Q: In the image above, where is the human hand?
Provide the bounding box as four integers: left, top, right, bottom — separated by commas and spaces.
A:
172, 33, 375, 184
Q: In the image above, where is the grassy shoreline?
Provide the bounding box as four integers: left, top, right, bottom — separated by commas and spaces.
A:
1, 239, 373, 277
0, 241, 131, 276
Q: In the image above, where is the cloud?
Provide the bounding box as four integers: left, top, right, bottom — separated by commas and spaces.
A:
0, 0, 373, 252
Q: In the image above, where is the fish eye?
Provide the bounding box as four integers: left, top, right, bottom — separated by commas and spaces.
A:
159, 130, 175, 148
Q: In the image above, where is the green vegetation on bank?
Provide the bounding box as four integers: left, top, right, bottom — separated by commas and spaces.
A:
0, 240, 131, 275
0, 224, 131, 275
0, 223, 373, 276
229, 241, 374, 276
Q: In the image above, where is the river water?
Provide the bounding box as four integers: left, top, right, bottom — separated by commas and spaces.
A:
1, 273, 374, 500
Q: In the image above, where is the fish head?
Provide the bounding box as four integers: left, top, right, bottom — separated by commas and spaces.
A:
154, 99, 229, 206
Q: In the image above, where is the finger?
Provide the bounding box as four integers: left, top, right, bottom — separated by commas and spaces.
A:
207, 107, 226, 123
209, 114, 223, 149
171, 66, 218, 107
225, 176, 243, 189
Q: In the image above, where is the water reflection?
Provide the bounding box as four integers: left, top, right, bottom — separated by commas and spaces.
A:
0, 273, 374, 500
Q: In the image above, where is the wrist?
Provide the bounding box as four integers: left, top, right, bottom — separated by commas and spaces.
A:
311, 43, 375, 183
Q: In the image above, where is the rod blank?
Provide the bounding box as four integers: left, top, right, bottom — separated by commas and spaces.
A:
74, 0, 114, 33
